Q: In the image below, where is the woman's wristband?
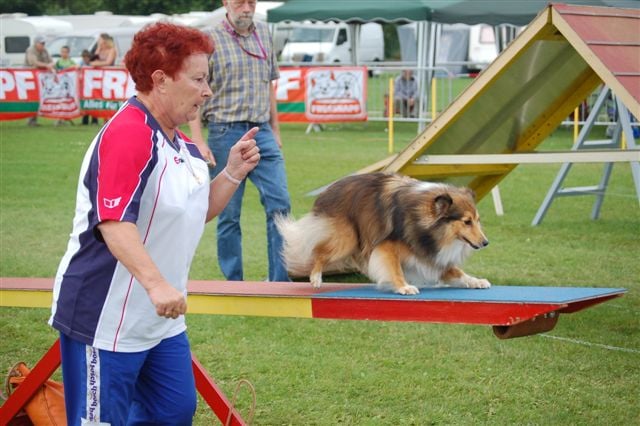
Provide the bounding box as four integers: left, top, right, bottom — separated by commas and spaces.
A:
222, 168, 242, 185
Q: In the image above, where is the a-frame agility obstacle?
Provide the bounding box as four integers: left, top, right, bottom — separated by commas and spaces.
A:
367, 3, 639, 205
0, 3, 636, 424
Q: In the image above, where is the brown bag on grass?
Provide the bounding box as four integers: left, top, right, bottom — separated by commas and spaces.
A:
2, 362, 66, 426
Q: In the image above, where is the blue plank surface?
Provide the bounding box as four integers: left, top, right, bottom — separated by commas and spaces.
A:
314, 285, 626, 304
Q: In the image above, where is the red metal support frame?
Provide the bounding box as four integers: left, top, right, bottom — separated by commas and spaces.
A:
0, 339, 61, 424
0, 339, 245, 425
192, 354, 246, 426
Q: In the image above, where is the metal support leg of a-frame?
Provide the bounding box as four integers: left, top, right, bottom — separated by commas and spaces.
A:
532, 86, 640, 226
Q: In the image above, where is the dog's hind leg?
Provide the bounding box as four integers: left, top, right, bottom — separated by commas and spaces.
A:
309, 244, 332, 288
369, 241, 420, 295
441, 266, 491, 289
309, 221, 358, 288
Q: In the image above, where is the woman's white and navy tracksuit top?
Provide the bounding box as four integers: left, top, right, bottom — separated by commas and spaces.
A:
49, 97, 210, 352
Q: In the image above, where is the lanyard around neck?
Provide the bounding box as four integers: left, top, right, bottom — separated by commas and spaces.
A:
223, 19, 267, 60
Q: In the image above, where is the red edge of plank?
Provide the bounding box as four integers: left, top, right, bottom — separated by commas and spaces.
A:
559, 293, 623, 313
310, 299, 565, 326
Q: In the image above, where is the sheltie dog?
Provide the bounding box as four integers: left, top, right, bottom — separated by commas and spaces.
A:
276, 172, 491, 295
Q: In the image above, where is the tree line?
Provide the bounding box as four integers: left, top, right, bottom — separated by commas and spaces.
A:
1, 0, 224, 16
2, 0, 401, 60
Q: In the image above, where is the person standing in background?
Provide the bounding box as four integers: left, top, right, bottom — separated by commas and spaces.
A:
86, 34, 117, 126
55, 45, 77, 71
79, 49, 92, 67
79, 49, 99, 125
24, 35, 55, 127
189, 0, 291, 282
25, 35, 55, 71
90, 33, 117, 66
53, 45, 78, 126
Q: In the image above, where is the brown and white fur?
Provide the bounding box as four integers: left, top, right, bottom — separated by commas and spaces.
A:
276, 172, 490, 295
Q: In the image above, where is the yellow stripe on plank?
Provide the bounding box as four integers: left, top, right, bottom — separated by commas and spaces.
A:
1, 289, 52, 308
187, 294, 313, 318
0, 288, 314, 318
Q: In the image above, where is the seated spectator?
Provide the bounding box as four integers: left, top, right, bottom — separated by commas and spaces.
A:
24, 35, 55, 127
394, 69, 418, 118
90, 33, 117, 66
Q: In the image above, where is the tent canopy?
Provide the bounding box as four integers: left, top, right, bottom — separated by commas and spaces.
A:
267, 0, 436, 24
267, 0, 640, 25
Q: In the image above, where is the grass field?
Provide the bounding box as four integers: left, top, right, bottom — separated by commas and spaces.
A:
1, 117, 639, 425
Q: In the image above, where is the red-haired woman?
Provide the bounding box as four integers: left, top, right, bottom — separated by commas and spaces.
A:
49, 22, 260, 425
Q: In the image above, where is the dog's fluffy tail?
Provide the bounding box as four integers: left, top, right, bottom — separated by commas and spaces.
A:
275, 213, 335, 277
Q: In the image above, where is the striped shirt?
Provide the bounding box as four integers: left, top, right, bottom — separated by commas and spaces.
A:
201, 19, 279, 123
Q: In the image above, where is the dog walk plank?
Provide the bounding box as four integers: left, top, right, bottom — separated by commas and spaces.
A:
1, 277, 624, 333
310, 285, 625, 326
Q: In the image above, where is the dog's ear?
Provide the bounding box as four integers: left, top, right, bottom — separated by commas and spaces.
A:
433, 193, 453, 217
462, 187, 476, 201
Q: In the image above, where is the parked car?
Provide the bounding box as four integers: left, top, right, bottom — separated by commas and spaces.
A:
47, 26, 138, 66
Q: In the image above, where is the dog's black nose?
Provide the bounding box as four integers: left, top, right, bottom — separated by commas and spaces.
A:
481, 239, 489, 247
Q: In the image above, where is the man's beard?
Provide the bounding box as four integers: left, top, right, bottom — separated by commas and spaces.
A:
233, 14, 253, 30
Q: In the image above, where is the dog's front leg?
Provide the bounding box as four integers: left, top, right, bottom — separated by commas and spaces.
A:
441, 266, 491, 289
369, 242, 420, 295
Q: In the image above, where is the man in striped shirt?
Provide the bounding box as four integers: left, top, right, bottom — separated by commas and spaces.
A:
189, 0, 291, 282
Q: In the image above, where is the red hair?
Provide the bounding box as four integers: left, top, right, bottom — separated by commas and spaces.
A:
125, 22, 214, 93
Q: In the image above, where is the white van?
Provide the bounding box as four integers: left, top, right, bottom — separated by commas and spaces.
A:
465, 24, 498, 72
0, 18, 34, 66
437, 24, 498, 73
399, 22, 499, 74
279, 22, 384, 64
0, 15, 73, 66
272, 22, 296, 58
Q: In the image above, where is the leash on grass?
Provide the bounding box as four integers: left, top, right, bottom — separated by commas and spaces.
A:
225, 378, 256, 426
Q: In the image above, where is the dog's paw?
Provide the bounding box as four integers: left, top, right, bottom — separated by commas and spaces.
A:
395, 284, 420, 295
476, 278, 491, 289
310, 271, 323, 289
463, 275, 491, 289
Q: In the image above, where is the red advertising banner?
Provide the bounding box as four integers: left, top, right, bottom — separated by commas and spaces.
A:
275, 66, 368, 123
80, 67, 136, 119
38, 70, 81, 119
0, 67, 133, 121
2, 66, 367, 123
0, 68, 42, 120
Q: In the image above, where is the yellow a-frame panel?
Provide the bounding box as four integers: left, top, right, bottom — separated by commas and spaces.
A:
380, 3, 640, 201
